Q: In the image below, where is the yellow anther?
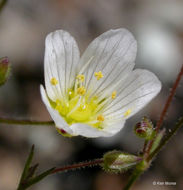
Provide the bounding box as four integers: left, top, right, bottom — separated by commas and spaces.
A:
94, 71, 104, 80
124, 109, 132, 117
77, 86, 86, 95
76, 74, 85, 82
50, 77, 58, 85
97, 114, 104, 122
112, 91, 117, 99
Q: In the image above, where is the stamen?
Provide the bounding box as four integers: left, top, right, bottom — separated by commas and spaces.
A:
77, 86, 86, 95
124, 109, 132, 117
50, 77, 58, 85
76, 74, 85, 82
55, 99, 62, 110
97, 114, 104, 121
55, 99, 64, 114
112, 91, 117, 99
67, 96, 82, 117
94, 71, 104, 80
79, 56, 94, 74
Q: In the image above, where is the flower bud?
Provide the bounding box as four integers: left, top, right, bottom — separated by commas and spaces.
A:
0, 57, 10, 86
102, 151, 142, 173
134, 117, 155, 140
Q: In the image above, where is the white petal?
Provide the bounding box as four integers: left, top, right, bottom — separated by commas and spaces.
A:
103, 69, 161, 120
44, 30, 80, 101
69, 123, 111, 138
103, 119, 126, 135
77, 28, 136, 97
69, 119, 125, 138
40, 85, 73, 134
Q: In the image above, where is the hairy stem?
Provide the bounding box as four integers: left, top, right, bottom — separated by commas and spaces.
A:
0, 118, 54, 126
51, 159, 103, 174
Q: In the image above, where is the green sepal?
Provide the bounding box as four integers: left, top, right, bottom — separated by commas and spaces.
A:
102, 150, 142, 174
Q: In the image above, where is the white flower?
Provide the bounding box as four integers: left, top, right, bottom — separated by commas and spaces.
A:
40, 29, 161, 138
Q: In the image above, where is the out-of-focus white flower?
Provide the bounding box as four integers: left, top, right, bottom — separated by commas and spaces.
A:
40, 29, 161, 138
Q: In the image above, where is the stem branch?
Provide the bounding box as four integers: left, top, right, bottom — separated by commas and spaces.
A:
124, 65, 183, 190
147, 116, 183, 161
0, 118, 54, 126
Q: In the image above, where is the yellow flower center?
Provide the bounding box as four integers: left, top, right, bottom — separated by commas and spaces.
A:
50, 89, 104, 129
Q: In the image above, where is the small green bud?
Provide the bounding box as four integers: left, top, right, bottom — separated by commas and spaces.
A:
0, 57, 10, 86
134, 117, 155, 140
102, 151, 142, 173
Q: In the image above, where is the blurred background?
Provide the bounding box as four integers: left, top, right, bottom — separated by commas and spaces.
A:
0, 0, 183, 189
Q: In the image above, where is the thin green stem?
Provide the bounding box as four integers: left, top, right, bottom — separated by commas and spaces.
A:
147, 116, 183, 161
0, 118, 54, 126
123, 168, 143, 190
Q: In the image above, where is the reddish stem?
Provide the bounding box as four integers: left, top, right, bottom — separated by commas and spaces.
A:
156, 65, 183, 133
142, 140, 148, 153
51, 159, 103, 174
145, 65, 183, 157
